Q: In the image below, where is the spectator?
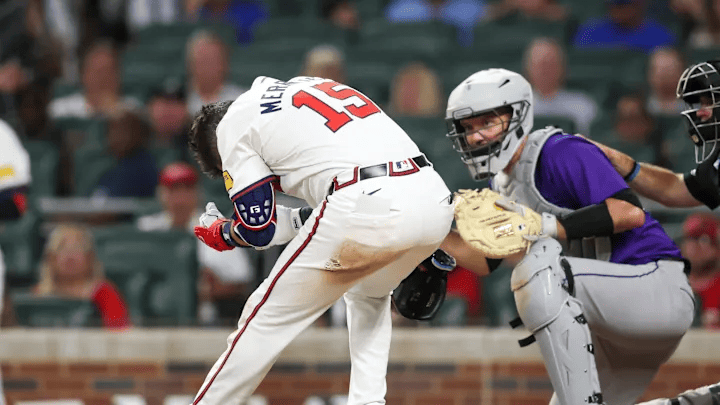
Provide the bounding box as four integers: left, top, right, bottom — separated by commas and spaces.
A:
26, 0, 79, 83
33, 223, 131, 329
187, 0, 268, 44
573, 0, 676, 53
681, 213, 720, 329
487, 0, 569, 23
384, 0, 488, 47
90, 109, 158, 198
647, 47, 686, 116
48, 40, 141, 120
387, 62, 444, 117
300, 44, 346, 83
107, 0, 186, 36
321, 0, 361, 31
524, 38, 598, 135
609, 93, 669, 166
136, 162, 255, 326
673, 0, 720, 48
0, 59, 31, 119
16, 78, 72, 195
146, 77, 192, 162
185, 30, 245, 115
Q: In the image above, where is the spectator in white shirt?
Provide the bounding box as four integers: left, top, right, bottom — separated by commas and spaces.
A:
48, 40, 140, 120
185, 29, 245, 115
524, 37, 599, 136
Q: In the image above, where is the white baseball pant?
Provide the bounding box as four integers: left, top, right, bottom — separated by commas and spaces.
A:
192, 168, 454, 405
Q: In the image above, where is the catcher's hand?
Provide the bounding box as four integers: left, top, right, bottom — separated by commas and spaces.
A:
453, 188, 556, 258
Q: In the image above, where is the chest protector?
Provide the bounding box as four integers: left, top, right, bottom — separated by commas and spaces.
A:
491, 127, 612, 261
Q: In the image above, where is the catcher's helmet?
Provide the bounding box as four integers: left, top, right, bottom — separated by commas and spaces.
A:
677, 60, 720, 163
446, 68, 533, 180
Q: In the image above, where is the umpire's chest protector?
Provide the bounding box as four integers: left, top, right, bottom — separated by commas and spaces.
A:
491, 127, 612, 261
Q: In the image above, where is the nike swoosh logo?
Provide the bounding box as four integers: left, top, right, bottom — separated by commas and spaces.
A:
499, 79, 510, 87
367, 188, 382, 195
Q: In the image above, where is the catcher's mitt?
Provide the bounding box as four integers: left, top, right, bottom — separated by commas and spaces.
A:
454, 188, 553, 258
393, 249, 456, 321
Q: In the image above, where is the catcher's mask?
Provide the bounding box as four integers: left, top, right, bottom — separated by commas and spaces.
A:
446, 68, 533, 181
677, 60, 720, 163
392, 249, 456, 321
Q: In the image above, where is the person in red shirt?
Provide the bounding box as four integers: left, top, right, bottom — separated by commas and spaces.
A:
32, 223, 130, 329
682, 213, 720, 329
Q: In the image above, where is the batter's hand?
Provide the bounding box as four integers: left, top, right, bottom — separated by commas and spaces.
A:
194, 202, 236, 252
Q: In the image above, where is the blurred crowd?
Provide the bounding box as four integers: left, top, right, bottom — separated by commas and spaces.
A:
1, 0, 720, 329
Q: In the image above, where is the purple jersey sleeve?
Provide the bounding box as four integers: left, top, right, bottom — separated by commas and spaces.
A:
535, 134, 629, 208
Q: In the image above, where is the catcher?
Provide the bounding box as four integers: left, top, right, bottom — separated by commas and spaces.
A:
441, 68, 694, 405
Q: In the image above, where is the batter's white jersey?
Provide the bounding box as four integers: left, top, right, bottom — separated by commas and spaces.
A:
218, 76, 422, 206
0, 119, 31, 191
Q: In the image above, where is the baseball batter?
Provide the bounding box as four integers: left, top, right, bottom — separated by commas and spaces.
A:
188, 76, 454, 404
0, 118, 31, 405
589, 60, 720, 405
440, 69, 695, 405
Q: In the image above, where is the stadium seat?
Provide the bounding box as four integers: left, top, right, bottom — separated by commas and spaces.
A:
565, 48, 647, 109
122, 47, 185, 101
230, 44, 309, 87
0, 210, 42, 287
657, 115, 696, 173
253, 17, 348, 47
358, 20, 458, 63
72, 145, 115, 197
534, 115, 577, 134
391, 116, 447, 154
687, 48, 720, 65
201, 177, 234, 217
93, 226, 198, 326
22, 140, 59, 197
12, 292, 100, 327
429, 297, 468, 326
481, 263, 518, 327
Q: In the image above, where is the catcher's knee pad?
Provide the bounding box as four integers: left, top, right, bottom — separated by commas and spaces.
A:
511, 238, 603, 405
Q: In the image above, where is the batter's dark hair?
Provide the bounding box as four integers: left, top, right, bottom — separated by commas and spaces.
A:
188, 101, 233, 179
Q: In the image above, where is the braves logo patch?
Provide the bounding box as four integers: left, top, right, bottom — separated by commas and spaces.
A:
223, 171, 234, 192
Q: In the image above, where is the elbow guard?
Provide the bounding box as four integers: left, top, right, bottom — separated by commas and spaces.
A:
230, 176, 279, 248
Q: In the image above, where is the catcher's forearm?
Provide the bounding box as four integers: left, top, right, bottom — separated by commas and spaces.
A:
440, 230, 490, 276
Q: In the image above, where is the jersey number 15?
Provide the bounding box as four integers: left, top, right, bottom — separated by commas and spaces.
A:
291, 81, 380, 132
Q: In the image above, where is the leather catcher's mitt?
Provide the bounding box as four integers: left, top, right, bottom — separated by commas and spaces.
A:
454, 188, 546, 258
393, 249, 456, 321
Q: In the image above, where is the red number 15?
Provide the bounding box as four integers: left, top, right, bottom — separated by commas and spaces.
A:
291, 81, 380, 132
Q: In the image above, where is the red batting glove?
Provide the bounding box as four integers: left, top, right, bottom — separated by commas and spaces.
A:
194, 219, 235, 252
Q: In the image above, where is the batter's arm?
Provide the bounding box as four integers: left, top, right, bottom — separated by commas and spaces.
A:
585, 136, 702, 208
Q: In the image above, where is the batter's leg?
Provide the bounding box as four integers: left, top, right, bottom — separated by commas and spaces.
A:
343, 244, 439, 405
